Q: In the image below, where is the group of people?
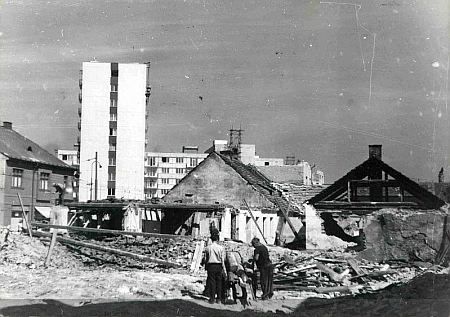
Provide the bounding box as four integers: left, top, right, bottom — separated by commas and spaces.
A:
202, 228, 274, 304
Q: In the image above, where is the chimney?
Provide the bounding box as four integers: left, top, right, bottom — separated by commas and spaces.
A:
2, 122, 12, 130
369, 144, 382, 160
368, 144, 383, 201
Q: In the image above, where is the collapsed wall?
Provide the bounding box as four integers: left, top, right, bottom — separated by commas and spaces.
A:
305, 204, 352, 250
306, 204, 448, 263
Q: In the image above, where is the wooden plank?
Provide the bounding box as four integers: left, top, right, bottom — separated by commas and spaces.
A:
32, 230, 182, 268
17, 193, 32, 238
273, 198, 300, 242
242, 199, 267, 244
190, 240, 205, 274
194, 240, 205, 274
315, 257, 348, 264
281, 264, 317, 275
347, 258, 366, 276
316, 263, 349, 282
315, 286, 350, 293
31, 222, 191, 240
190, 242, 201, 272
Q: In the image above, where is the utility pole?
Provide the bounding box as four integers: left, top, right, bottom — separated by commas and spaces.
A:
94, 151, 98, 201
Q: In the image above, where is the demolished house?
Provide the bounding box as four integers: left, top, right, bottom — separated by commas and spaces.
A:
305, 145, 449, 264
161, 151, 302, 244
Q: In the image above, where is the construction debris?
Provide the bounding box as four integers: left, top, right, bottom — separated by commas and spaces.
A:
271, 250, 448, 298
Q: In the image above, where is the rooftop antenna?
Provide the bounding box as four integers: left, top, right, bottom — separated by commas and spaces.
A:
228, 125, 243, 156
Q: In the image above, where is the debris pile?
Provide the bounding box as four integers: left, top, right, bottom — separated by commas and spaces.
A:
0, 233, 83, 269
272, 251, 447, 297
47, 233, 200, 271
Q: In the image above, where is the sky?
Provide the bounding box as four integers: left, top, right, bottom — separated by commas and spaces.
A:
0, 0, 449, 183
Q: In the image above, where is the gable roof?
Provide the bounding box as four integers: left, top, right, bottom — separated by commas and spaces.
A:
0, 126, 75, 169
308, 156, 445, 209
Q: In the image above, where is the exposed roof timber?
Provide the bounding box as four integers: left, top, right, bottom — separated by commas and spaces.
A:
309, 161, 369, 202
314, 201, 423, 211
308, 157, 445, 208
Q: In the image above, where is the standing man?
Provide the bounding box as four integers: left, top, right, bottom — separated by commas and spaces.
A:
203, 231, 227, 304
251, 237, 274, 300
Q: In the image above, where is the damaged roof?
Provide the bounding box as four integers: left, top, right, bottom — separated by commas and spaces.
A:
308, 156, 445, 209
0, 125, 75, 169
217, 153, 300, 214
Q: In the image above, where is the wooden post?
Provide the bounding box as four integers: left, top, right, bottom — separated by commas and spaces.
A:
44, 229, 58, 267
17, 193, 32, 238
242, 199, 267, 244
274, 198, 300, 242
347, 181, 351, 202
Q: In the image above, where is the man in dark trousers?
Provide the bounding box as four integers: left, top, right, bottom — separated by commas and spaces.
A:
251, 237, 274, 300
203, 231, 227, 304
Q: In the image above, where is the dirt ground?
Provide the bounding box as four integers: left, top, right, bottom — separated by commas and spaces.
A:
1, 233, 449, 317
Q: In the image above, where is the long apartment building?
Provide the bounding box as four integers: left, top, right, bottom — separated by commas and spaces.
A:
77, 61, 150, 201
144, 148, 207, 199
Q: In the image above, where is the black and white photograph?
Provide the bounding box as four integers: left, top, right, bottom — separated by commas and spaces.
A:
0, 0, 449, 316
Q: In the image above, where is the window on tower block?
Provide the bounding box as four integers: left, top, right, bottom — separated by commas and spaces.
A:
111, 84, 117, 92
148, 157, 156, 166
110, 99, 117, 107
39, 172, 50, 191
11, 169, 23, 188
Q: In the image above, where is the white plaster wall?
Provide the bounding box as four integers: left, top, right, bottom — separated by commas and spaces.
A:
116, 64, 146, 200
79, 62, 111, 201
304, 204, 350, 249
220, 207, 232, 240
236, 209, 278, 244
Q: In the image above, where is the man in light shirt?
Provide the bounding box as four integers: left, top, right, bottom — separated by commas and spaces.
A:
203, 231, 227, 304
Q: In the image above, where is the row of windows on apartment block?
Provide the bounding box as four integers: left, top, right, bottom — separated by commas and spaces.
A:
11, 169, 73, 191
145, 178, 180, 187
107, 188, 170, 198
145, 189, 170, 197
146, 157, 200, 166
145, 168, 187, 176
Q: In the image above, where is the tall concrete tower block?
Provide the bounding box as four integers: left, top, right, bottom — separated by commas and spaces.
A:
78, 61, 148, 201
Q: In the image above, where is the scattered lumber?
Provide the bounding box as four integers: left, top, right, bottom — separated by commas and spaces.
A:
272, 251, 420, 297
32, 230, 182, 268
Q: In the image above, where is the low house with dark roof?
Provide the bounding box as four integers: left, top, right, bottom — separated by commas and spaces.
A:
161, 151, 301, 244
0, 122, 77, 230
305, 145, 449, 263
